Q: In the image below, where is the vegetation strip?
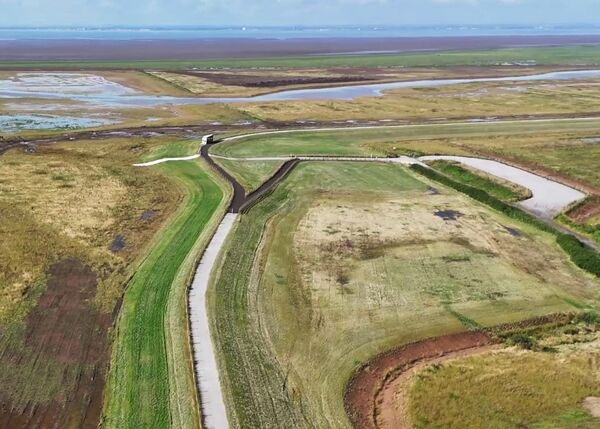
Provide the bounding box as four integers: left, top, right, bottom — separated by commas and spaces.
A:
4, 45, 600, 69
410, 164, 600, 277
102, 160, 225, 429
425, 159, 529, 202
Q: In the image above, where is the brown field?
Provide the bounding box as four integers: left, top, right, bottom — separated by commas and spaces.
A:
0, 137, 183, 427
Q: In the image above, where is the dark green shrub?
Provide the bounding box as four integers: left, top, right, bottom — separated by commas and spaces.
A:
509, 334, 536, 350
575, 310, 600, 325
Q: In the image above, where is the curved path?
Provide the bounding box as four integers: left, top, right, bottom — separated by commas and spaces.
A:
419, 155, 586, 218
135, 129, 592, 429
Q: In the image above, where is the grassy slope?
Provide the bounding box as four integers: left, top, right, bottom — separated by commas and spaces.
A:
141, 140, 200, 161
427, 160, 529, 201
2, 45, 600, 69
213, 158, 284, 193
209, 161, 597, 428
102, 159, 227, 429
212, 119, 600, 158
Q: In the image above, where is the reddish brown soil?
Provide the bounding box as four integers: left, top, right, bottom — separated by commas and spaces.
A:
345, 331, 493, 429
567, 195, 600, 223
174, 70, 374, 87
0, 258, 116, 429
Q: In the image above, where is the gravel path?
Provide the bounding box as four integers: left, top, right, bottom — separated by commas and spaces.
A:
419, 155, 586, 218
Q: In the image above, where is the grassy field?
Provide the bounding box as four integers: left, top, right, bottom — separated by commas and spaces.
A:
209, 161, 599, 428
0, 137, 192, 425
213, 158, 285, 193
212, 119, 600, 158
427, 160, 531, 202
2, 45, 600, 70
409, 337, 600, 429
102, 158, 228, 429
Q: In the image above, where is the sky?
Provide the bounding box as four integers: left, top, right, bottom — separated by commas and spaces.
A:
0, 0, 599, 27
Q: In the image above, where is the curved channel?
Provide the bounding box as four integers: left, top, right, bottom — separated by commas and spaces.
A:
3, 69, 600, 107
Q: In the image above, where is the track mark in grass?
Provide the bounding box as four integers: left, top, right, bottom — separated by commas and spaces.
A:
444, 305, 482, 331
562, 297, 587, 310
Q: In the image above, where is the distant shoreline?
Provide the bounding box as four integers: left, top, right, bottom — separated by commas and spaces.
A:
3, 34, 600, 61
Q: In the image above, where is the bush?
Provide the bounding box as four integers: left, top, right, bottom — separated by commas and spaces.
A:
509, 334, 536, 350
575, 310, 600, 325
556, 233, 600, 277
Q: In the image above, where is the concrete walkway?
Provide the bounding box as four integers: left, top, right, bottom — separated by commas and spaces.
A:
133, 154, 200, 167
188, 213, 238, 429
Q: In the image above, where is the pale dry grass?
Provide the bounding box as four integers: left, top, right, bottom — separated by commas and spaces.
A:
294, 192, 598, 315
0, 153, 127, 241
409, 349, 600, 428
0, 138, 182, 320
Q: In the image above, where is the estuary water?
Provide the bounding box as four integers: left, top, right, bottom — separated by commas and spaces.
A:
2, 69, 600, 108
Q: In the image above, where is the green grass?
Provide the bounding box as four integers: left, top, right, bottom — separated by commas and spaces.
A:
212, 119, 600, 158
141, 140, 200, 162
213, 158, 285, 193
409, 350, 600, 429
484, 139, 600, 190
102, 159, 227, 429
210, 161, 598, 428
3, 45, 600, 69
427, 160, 528, 201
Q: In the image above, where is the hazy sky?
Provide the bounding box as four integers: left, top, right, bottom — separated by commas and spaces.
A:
0, 0, 598, 27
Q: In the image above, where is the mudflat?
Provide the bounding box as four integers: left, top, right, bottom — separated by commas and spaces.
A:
3, 35, 600, 61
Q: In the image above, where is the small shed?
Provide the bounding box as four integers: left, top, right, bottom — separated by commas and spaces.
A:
202, 134, 214, 145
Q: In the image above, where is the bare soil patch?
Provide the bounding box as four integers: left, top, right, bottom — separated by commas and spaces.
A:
0, 258, 115, 429
568, 195, 600, 223
174, 70, 374, 88
345, 331, 493, 429
583, 397, 600, 418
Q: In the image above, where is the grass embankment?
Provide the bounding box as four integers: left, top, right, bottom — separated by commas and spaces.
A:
2, 45, 600, 70
410, 351, 600, 428
214, 119, 600, 158
102, 159, 228, 429
210, 161, 598, 427
427, 160, 530, 201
